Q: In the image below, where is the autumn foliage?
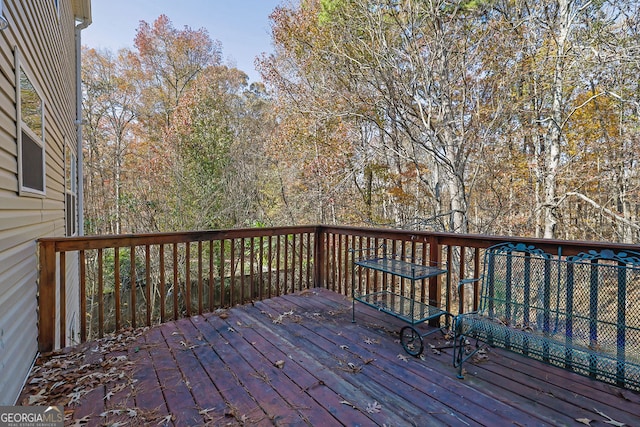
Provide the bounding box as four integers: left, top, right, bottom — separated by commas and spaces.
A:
83, 3, 640, 243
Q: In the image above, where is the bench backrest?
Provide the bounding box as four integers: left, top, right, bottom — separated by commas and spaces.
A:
479, 242, 555, 334
479, 243, 640, 363
564, 249, 640, 364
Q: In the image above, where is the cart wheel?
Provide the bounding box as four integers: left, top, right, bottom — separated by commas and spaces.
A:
400, 326, 423, 356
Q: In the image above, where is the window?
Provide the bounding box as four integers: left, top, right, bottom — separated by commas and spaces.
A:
16, 49, 46, 195
65, 142, 77, 236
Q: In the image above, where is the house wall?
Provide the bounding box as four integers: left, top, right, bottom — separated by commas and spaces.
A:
0, 0, 83, 405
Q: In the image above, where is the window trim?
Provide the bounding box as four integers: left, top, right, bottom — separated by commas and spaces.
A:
65, 140, 78, 236
15, 47, 46, 197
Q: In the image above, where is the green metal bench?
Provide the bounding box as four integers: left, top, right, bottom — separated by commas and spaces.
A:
453, 242, 640, 391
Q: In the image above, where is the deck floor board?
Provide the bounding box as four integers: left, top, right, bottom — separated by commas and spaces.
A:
20, 288, 640, 426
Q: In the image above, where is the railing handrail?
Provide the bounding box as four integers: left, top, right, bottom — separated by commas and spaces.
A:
317, 225, 640, 256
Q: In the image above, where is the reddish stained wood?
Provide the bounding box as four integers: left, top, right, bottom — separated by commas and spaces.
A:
230, 239, 236, 304
31, 288, 640, 427
80, 250, 86, 342
114, 249, 121, 331
172, 243, 179, 320
185, 242, 191, 317
459, 245, 467, 314
474, 247, 481, 310
198, 241, 203, 315
159, 244, 165, 323
283, 234, 289, 294
299, 234, 304, 292
291, 234, 296, 293
250, 237, 255, 299
38, 240, 56, 352
240, 238, 245, 303
219, 239, 225, 307
59, 251, 66, 348
98, 248, 104, 338
267, 236, 272, 299
130, 246, 136, 329
145, 245, 151, 326
276, 235, 281, 296
208, 240, 215, 310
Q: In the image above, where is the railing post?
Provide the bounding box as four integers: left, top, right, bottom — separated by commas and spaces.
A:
38, 240, 56, 352
428, 236, 442, 327
314, 226, 325, 288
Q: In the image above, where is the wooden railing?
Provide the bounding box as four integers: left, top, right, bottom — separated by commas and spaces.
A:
37, 225, 640, 352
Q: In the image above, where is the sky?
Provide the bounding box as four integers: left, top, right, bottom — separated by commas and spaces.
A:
82, 0, 286, 83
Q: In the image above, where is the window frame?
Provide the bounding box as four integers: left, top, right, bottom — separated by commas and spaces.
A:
65, 140, 78, 236
15, 47, 46, 197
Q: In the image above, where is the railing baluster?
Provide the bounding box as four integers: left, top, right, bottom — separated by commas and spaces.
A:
145, 245, 151, 326
198, 241, 203, 315
459, 246, 466, 313
159, 244, 166, 323
230, 239, 236, 305
268, 236, 272, 298
259, 236, 264, 300
276, 235, 281, 296
219, 239, 226, 307
80, 250, 86, 343
114, 248, 121, 332
291, 234, 296, 293
240, 238, 245, 303
250, 237, 255, 299
98, 248, 104, 338
306, 233, 312, 289
130, 246, 136, 329
209, 240, 215, 311
173, 243, 179, 320
298, 233, 304, 291
185, 242, 191, 317
59, 251, 66, 348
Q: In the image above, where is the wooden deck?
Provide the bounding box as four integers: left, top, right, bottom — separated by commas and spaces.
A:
20, 288, 640, 426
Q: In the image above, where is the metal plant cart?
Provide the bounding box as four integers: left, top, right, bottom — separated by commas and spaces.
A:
351, 245, 452, 356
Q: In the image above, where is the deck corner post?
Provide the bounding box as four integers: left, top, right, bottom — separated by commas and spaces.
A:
38, 239, 56, 353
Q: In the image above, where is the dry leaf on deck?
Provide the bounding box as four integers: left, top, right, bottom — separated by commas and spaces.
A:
594, 408, 626, 427
366, 401, 382, 414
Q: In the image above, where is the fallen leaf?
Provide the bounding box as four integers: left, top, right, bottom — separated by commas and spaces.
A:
397, 354, 408, 362
366, 401, 382, 414
594, 408, 626, 426
576, 418, 592, 426
157, 414, 174, 425
340, 345, 349, 350
275, 360, 285, 369
340, 400, 357, 409
69, 415, 91, 426
28, 389, 47, 405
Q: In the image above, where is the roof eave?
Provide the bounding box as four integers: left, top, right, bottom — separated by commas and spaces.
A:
72, 0, 92, 26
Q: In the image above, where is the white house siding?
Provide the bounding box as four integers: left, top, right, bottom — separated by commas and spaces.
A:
0, 0, 88, 405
